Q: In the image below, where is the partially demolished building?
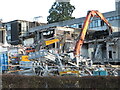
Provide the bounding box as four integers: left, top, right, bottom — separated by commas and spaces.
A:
25, 0, 120, 64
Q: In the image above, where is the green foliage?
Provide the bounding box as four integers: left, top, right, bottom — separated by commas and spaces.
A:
47, 2, 75, 23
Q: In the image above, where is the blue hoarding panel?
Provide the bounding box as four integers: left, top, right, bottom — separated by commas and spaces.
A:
93, 71, 99, 76
93, 71, 108, 76
100, 71, 108, 76
0, 52, 8, 71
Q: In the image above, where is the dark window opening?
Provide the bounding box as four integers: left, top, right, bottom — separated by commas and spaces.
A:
43, 30, 54, 39
18, 23, 21, 35
101, 20, 104, 26
64, 31, 70, 34
109, 51, 112, 59
78, 24, 82, 28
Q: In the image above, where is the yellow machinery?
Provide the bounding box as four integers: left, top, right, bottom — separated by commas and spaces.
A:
45, 39, 59, 45
21, 55, 30, 61
59, 70, 79, 76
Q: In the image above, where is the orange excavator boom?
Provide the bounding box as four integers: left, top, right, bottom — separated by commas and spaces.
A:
74, 10, 113, 56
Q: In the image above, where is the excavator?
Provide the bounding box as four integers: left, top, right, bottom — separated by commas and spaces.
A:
74, 10, 113, 57
57, 10, 114, 76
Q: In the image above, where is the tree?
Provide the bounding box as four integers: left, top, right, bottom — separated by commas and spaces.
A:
47, 2, 75, 23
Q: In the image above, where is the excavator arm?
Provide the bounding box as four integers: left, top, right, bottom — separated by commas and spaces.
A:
74, 10, 113, 56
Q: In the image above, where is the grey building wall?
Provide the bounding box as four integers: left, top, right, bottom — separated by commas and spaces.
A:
81, 44, 88, 57
116, 0, 120, 61
11, 22, 19, 45
118, 38, 120, 61
116, 0, 120, 12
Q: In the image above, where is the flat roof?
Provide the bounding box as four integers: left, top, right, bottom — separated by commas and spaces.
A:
29, 10, 118, 33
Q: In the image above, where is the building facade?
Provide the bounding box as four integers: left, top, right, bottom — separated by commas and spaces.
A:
3, 20, 45, 45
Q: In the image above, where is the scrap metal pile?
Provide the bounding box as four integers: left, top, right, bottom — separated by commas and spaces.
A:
6, 49, 119, 77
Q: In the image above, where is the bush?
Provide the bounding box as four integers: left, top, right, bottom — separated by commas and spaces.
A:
2, 74, 120, 88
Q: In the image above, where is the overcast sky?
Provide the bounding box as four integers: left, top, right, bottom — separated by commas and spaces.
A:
0, 0, 115, 23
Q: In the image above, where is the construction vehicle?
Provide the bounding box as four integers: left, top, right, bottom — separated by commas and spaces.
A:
58, 10, 114, 76
74, 10, 112, 57
73, 10, 113, 67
